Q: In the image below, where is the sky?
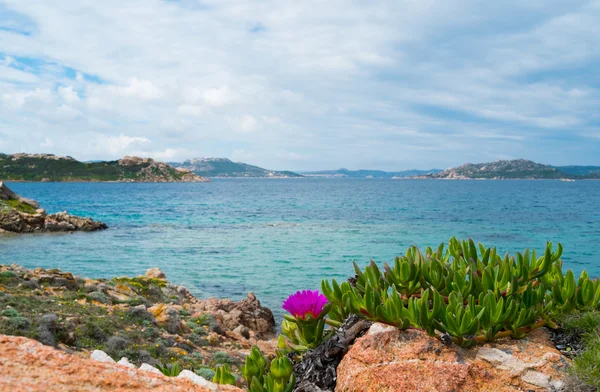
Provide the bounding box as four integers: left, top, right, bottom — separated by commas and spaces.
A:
0, 1, 599, 171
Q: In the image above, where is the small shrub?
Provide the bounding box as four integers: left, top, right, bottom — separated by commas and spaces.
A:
87, 292, 109, 304
0, 271, 17, 279
126, 307, 154, 323
143, 326, 160, 340
8, 316, 30, 330
195, 367, 215, 380
22, 280, 40, 290
104, 336, 130, 355
211, 351, 234, 366
188, 333, 209, 346
570, 337, 600, 391
2, 308, 20, 318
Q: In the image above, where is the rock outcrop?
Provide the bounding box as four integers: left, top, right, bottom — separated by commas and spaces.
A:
0, 264, 277, 382
118, 156, 209, 182
190, 292, 276, 338
0, 153, 210, 182
335, 323, 569, 392
0, 182, 107, 233
0, 334, 242, 392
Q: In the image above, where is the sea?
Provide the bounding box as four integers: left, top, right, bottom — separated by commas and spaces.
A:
1, 179, 599, 321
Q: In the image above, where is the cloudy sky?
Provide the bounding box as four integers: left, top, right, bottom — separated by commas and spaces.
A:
0, 1, 599, 170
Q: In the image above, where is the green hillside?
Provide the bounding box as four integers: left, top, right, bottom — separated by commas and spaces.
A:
0, 154, 207, 182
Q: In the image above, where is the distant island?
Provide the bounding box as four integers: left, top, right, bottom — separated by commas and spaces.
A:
0, 153, 209, 182
169, 157, 302, 178
301, 168, 442, 179
417, 159, 600, 180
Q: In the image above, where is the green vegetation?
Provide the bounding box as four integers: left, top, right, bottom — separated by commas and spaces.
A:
0, 199, 37, 214
0, 153, 191, 182
557, 311, 600, 391
241, 346, 295, 392
155, 362, 182, 377
0, 266, 245, 376
213, 364, 237, 386
556, 165, 600, 178
321, 238, 599, 347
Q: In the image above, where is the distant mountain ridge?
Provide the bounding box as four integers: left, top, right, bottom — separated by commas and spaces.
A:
301, 168, 442, 178
422, 159, 600, 180
169, 158, 302, 178
0, 153, 208, 182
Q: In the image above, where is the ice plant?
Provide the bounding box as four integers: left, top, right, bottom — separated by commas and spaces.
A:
321, 238, 600, 348
282, 290, 328, 320
281, 290, 330, 350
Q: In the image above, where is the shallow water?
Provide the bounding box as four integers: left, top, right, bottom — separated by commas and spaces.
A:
1, 179, 599, 320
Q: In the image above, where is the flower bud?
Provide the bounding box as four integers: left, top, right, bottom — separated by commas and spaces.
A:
269, 357, 293, 380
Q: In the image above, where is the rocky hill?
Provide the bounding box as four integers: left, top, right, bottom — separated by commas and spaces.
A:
424, 159, 583, 180
170, 158, 302, 178
0, 153, 209, 182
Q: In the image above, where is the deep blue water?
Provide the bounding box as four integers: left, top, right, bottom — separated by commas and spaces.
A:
1, 179, 599, 321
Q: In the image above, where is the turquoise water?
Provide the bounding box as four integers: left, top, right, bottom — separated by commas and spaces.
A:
1, 179, 599, 320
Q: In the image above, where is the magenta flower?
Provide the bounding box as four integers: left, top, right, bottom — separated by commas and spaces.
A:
282, 290, 328, 320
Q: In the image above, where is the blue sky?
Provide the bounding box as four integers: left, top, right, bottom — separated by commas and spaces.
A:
0, 0, 599, 170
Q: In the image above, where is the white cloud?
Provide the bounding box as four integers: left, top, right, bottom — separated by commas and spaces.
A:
238, 115, 258, 133
58, 86, 80, 104
177, 104, 205, 117
99, 134, 151, 156
202, 86, 238, 107
107, 78, 162, 100
0, 0, 598, 168
2, 88, 53, 108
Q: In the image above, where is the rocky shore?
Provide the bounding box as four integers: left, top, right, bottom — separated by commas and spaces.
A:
0, 264, 276, 390
0, 182, 107, 233
0, 263, 584, 392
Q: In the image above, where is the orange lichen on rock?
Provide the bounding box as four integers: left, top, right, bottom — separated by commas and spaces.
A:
0, 334, 242, 392
335, 323, 569, 392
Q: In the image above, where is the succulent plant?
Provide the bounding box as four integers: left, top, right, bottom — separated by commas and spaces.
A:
280, 290, 332, 351
213, 364, 237, 386
242, 346, 295, 392
321, 238, 600, 347
155, 362, 182, 377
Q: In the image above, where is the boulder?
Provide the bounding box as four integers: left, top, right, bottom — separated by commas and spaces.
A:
146, 267, 166, 279
90, 350, 116, 364
335, 323, 569, 392
0, 334, 242, 391
0, 181, 18, 200
117, 357, 136, 369
45, 211, 108, 232
177, 370, 219, 391
191, 292, 275, 337
148, 304, 184, 334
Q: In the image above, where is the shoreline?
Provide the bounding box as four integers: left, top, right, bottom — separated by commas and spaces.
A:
0, 264, 277, 379
3, 177, 599, 182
